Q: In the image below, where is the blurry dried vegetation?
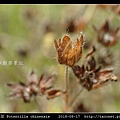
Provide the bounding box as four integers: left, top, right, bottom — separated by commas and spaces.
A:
0, 4, 119, 112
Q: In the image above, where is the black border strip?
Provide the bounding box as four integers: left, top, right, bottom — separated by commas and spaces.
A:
0, 113, 120, 119
0, 0, 119, 4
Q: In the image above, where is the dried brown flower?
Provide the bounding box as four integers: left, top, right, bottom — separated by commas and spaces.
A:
93, 20, 120, 47
72, 47, 117, 91
7, 70, 55, 102
54, 33, 84, 67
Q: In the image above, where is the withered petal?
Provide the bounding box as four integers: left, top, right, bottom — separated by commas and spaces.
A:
47, 89, 61, 96
97, 69, 113, 76
7, 83, 25, 90
38, 74, 44, 83
47, 89, 64, 100
94, 70, 117, 88
81, 65, 85, 75
38, 74, 55, 94
74, 34, 84, 62
54, 39, 59, 50
8, 92, 22, 98
92, 73, 117, 90
27, 70, 38, 85
61, 35, 71, 50
86, 46, 96, 58
87, 56, 96, 71
40, 86, 53, 94
19, 81, 27, 87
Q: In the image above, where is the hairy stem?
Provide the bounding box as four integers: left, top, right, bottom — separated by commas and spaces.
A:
64, 65, 69, 112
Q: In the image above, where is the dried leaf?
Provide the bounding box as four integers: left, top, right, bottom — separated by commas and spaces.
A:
93, 20, 120, 47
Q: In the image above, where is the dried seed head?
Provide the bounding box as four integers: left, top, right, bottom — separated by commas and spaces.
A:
54, 33, 84, 67
7, 71, 57, 102
72, 47, 118, 91
93, 20, 120, 47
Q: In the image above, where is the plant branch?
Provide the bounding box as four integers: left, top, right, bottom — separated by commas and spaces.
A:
70, 87, 83, 108
34, 96, 42, 112
64, 65, 69, 112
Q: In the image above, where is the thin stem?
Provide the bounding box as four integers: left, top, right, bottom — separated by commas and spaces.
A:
70, 88, 83, 108
34, 96, 42, 112
64, 65, 69, 112
83, 5, 97, 23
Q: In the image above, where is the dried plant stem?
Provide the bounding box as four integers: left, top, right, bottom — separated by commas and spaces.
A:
34, 96, 42, 112
64, 65, 69, 112
70, 88, 83, 107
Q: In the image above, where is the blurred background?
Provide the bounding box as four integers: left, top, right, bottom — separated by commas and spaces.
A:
0, 4, 120, 112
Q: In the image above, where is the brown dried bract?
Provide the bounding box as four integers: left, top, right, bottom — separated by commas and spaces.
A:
54, 33, 84, 67
47, 89, 65, 100
93, 20, 120, 47
72, 47, 117, 91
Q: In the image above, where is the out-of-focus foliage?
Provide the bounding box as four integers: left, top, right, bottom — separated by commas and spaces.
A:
0, 4, 120, 112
